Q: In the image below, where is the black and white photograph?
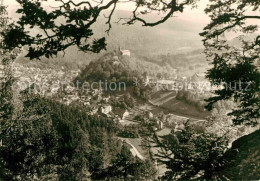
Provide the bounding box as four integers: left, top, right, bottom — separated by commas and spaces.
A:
0, 0, 259, 180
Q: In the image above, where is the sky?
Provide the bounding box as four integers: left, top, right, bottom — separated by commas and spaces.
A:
4, 0, 210, 26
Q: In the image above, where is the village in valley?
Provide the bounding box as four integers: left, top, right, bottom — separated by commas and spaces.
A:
8, 48, 212, 120
2, 46, 230, 176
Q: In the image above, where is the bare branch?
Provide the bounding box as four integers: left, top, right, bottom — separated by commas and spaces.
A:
124, 0, 192, 27
104, 0, 117, 34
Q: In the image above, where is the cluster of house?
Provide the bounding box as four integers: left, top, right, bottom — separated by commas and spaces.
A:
133, 110, 165, 131
135, 110, 205, 133
13, 64, 81, 96
145, 72, 213, 95
89, 94, 134, 122
85, 102, 132, 125
13, 63, 137, 124
61, 86, 134, 124
164, 114, 189, 130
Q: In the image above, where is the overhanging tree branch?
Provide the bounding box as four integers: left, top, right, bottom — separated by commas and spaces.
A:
201, 0, 260, 126
2, 0, 196, 59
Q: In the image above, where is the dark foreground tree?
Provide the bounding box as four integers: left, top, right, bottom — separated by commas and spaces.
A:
1, 0, 198, 59
0, 95, 61, 180
151, 123, 229, 180
91, 143, 157, 180
200, 0, 260, 126
0, 0, 20, 121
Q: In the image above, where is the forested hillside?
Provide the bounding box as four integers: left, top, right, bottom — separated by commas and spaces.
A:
0, 92, 156, 180
8, 7, 206, 71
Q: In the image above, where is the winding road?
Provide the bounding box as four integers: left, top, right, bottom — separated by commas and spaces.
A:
120, 138, 145, 161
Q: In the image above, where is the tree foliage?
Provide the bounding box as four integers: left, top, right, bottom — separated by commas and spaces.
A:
0, 91, 157, 180
0, 1, 20, 121
2, 0, 197, 59
0, 95, 61, 180
200, 0, 260, 126
90, 143, 156, 180
152, 122, 229, 180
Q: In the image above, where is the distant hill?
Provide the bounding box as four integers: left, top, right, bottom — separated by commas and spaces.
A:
9, 6, 209, 78
15, 46, 102, 70
8, 6, 205, 65
92, 10, 204, 55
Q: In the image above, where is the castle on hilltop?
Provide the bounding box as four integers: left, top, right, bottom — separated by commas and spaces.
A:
119, 46, 130, 56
